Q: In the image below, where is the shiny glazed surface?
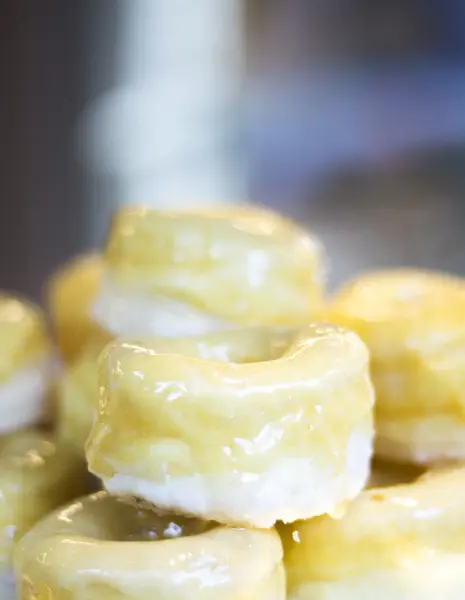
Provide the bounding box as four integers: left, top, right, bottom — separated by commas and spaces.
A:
58, 328, 290, 453
328, 270, 465, 460
102, 204, 326, 326
281, 466, 465, 590
0, 430, 87, 569
47, 254, 104, 362
0, 295, 51, 382
87, 324, 373, 494
15, 491, 285, 599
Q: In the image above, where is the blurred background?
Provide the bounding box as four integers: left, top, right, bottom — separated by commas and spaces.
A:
2, 0, 465, 300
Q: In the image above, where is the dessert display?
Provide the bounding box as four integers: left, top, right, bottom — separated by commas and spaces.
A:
15, 491, 285, 599
91, 204, 326, 338
328, 269, 465, 464
0, 294, 55, 433
0, 430, 87, 597
86, 323, 374, 527
47, 253, 104, 363
5, 203, 464, 599
281, 466, 465, 599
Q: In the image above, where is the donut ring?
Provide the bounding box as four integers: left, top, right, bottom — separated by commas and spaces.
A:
86, 324, 374, 527
0, 430, 87, 597
91, 204, 326, 338
15, 491, 285, 599
281, 466, 465, 599
47, 253, 104, 363
328, 269, 465, 464
57, 328, 291, 453
0, 294, 54, 433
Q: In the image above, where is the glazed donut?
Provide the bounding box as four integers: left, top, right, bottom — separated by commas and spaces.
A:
328, 269, 465, 464
86, 324, 374, 528
57, 328, 291, 452
281, 466, 465, 600
91, 204, 326, 338
0, 294, 55, 433
47, 253, 104, 362
0, 429, 87, 598
15, 491, 285, 600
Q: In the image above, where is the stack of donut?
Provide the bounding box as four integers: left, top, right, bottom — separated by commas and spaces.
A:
5, 203, 465, 600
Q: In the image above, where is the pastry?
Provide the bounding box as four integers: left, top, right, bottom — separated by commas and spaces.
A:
86, 324, 374, 527
91, 204, 325, 338
328, 269, 465, 464
56, 328, 291, 452
281, 466, 465, 599
0, 294, 54, 433
0, 430, 87, 598
15, 491, 285, 599
47, 253, 103, 362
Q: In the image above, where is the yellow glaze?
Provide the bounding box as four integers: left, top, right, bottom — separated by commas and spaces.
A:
0, 294, 51, 382
87, 324, 374, 526
328, 269, 465, 463
0, 430, 87, 571
47, 253, 104, 362
103, 204, 325, 326
15, 491, 285, 600
282, 466, 465, 592
57, 328, 290, 452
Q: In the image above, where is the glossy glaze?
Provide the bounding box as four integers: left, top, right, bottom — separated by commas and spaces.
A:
47, 253, 104, 362
100, 204, 325, 326
87, 324, 374, 526
0, 430, 87, 570
0, 294, 51, 382
282, 466, 465, 593
58, 328, 290, 452
15, 491, 285, 599
328, 269, 465, 463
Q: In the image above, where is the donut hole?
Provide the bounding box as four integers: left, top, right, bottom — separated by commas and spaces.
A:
62, 493, 215, 543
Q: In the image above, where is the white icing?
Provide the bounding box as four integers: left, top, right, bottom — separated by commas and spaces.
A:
0, 355, 54, 434
92, 276, 234, 338
101, 427, 371, 528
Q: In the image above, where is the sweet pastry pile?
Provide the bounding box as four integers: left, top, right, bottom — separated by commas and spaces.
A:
0, 295, 87, 598
2, 203, 464, 599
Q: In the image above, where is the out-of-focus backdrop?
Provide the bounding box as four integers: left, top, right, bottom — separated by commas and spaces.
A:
2, 0, 465, 299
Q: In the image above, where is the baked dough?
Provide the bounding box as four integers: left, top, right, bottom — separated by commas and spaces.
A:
91, 204, 326, 337
47, 253, 104, 362
281, 466, 465, 599
0, 430, 87, 597
86, 324, 374, 527
0, 294, 54, 432
329, 269, 465, 464
15, 491, 285, 599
